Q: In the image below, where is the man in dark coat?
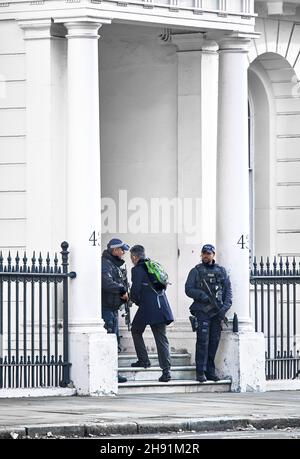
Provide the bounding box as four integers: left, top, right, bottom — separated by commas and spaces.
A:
129, 245, 174, 382
102, 238, 130, 383
185, 244, 232, 383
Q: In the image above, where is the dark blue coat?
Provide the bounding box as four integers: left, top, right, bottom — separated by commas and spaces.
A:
130, 259, 174, 328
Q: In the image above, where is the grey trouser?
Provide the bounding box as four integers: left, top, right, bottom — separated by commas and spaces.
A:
131, 322, 171, 371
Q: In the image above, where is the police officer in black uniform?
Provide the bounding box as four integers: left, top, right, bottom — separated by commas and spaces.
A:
185, 244, 232, 383
101, 238, 130, 383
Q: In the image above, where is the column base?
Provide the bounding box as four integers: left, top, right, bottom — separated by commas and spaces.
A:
69, 325, 118, 395
215, 330, 266, 392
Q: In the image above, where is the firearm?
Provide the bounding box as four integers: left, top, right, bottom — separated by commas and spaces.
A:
189, 315, 198, 332
202, 279, 229, 327
120, 266, 132, 331
121, 299, 132, 331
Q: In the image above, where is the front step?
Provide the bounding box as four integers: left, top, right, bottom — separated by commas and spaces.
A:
118, 352, 231, 394
118, 379, 231, 395
119, 366, 196, 381
118, 353, 191, 368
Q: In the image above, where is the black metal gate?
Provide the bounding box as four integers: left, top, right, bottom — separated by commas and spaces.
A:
0, 242, 76, 389
250, 256, 300, 380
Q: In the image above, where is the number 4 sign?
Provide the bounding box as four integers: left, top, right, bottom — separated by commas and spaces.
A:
237, 234, 249, 249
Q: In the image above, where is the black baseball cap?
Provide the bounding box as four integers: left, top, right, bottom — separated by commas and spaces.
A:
107, 238, 130, 251
201, 244, 215, 254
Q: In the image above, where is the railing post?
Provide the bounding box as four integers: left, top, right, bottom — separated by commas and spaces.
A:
250, 256, 300, 381
60, 241, 71, 387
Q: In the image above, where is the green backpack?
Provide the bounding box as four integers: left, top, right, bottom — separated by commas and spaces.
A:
144, 259, 169, 289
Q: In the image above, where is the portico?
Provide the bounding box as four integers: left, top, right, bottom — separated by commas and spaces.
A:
0, 0, 268, 394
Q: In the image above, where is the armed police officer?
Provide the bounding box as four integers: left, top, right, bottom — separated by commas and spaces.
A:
101, 238, 130, 384
185, 244, 232, 383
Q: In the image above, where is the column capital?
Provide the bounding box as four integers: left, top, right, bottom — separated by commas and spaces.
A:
61, 17, 111, 39
18, 19, 67, 40
18, 19, 52, 40
218, 32, 259, 53
172, 32, 218, 53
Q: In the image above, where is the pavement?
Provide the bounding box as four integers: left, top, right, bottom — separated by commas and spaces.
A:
0, 390, 300, 438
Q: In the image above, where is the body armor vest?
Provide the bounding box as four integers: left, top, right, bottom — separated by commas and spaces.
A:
195, 264, 226, 314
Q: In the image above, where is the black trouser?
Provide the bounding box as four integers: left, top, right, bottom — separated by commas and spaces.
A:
194, 310, 222, 375
131, 322, 171, 371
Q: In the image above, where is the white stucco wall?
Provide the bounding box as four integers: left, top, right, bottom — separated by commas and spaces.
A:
0, 20, 26, 256
99, 24, 180, 317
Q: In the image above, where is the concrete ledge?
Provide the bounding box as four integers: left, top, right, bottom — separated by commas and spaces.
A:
188, 416, 300, 432
120, 366, 196, 372
266, 379, 300, 391
26, 424, 85, 438
0, 388, 77, 398
137, 419, 190, 434
86, 422, 138, 436
4, 415, 300, 438
0, 428, 26, 439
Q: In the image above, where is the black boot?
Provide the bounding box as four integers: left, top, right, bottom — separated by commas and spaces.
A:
196, 373, 207, 383
131, 361, 151, 368
118, 374, 127, 383
159, 370, 171, 382
205, 372, 220, 382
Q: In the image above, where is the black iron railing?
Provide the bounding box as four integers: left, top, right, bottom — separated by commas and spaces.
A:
250, 256, 300, 380
0, 241, 76, 389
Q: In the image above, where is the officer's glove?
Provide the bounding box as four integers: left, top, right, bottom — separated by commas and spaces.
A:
218, 305, 227, 320
198, 292, 210, 304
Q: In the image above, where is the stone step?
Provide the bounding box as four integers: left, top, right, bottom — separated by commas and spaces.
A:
118, 379, 231, 395
119, 366, 196, 381
118, 353, 192, 368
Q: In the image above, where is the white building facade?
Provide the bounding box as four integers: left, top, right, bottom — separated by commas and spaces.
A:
0, 0, 300, 395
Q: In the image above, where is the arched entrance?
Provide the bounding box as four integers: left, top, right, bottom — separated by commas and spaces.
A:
248, 52, 300, 259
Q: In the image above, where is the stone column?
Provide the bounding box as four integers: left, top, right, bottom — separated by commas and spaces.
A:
215, 35, 265, 391
18, 20, 67, 255
64, 19, 117, 395
171, 34, 219, 360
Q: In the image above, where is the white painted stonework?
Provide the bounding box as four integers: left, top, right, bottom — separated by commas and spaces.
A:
0, 388, 76, 398
216, 330, 266, 392
69, 327, 118, 396
266, 379, 300, 391
1, 0, 300, 395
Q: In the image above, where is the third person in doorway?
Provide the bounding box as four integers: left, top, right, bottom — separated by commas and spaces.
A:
129, 245, 174, 382
185, 244, 232, 383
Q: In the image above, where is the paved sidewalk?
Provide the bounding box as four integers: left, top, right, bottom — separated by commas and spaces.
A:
0, 391, 300, 437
